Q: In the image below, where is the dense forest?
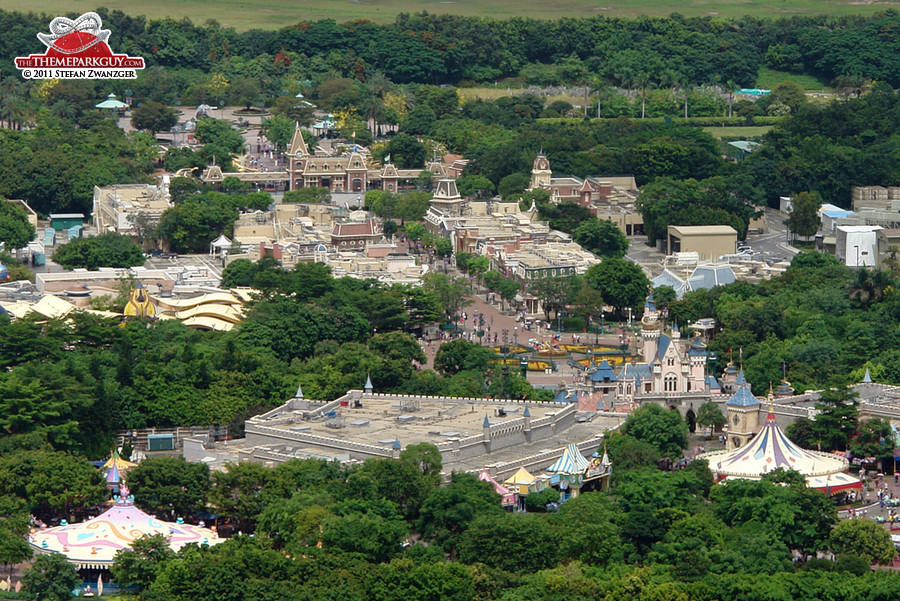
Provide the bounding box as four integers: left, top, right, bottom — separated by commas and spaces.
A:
4, 407, 898, 601
5, 9, 900, 89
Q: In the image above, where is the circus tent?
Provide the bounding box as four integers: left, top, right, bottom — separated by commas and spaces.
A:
503, 467, 536, 496
700, 406, 861, 493
29, 485, 222, 569
545, 443, 591, 474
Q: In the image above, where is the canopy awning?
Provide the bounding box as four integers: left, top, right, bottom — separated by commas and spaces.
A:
95, 93, 128, 109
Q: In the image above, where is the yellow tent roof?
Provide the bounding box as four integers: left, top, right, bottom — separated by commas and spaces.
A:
174, 304, 244, 323
150, 293, 244, 310
31, 295, 76, 319
102, 452, 137, 471
182, 316, 235, 331
504, 467, 535, 486
0, 302, 35, 319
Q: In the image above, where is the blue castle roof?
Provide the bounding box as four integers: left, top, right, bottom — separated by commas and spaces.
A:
590, 359, 619, 382
727, 384, 760, 407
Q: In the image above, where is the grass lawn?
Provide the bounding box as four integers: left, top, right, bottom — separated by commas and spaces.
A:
704, 125, 773, 139
459, 87, 585, 106
756, 67, 830, 91
3, 0, 891, 30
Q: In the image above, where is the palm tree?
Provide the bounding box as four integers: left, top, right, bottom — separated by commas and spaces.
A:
725, 79, 738, 118
848, 267, 892, 308
634, 72, 651, 119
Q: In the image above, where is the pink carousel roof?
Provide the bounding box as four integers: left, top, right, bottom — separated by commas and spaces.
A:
30, 486, 221, 569
700, 407, 861, 492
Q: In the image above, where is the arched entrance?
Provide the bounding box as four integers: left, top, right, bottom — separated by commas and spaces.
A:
685, 408, 696, 433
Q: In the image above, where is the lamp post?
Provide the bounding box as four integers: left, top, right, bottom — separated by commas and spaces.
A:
854, 245, 859, 268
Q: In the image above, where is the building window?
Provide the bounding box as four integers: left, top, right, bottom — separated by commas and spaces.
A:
664, 374, 678, 392
667, 357, 674, 367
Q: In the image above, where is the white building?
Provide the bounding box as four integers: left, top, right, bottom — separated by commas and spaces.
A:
836, 224, 881, 267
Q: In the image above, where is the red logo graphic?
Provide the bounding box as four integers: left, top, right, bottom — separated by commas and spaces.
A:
15, 12, 145, 79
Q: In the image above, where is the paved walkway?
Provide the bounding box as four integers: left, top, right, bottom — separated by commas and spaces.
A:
419, 289, 631, 388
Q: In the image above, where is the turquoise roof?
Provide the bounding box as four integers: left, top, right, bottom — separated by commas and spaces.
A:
483, 415, 491, 428
735, 369, 746, 386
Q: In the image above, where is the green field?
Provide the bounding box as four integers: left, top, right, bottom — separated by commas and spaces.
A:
2, 0, 891, 30
703, 125, 773, 139
756, 67, 830, 91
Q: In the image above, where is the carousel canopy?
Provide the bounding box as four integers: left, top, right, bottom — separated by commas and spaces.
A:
30, 487, 221, 569
95, 93, 127, 109
701, 407, 861, 491
545, 443, 591, 474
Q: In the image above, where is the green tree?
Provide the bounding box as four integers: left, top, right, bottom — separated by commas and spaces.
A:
551, 493, 624, 566
606, 433, 661, 471
573, 219, 629, 258
401, 104, 437, 135
849, 418, 893, 461
528, 276, 575, 322
52, 233, 145, 270
386, 133, 426, 169
209, 462, 273, 533
619, 404, 689, 459
433, 339, 496, 376
569, 284, 603, 331
0, 201, 36, 250
131, 100, 178, 134
400, 442, 443, 485
696, 401, 726, 436
786, 191, 822, 242
111, 532, 176, 591
497, 173, 530, 200
812, 386, 859, 451
829, 519, 896, 565
422, 272, 472, 319
433, 237, 453, 259
194, 117, 245, 164
0, 450, 107, 519
260, 114, 295, 151
583, 258, 650, 316
126, 456, 210, 518
848, 267, 891, 307
0, 510, 32, 574
370, 332, 427, 364
456, 175, 495, 199
22, 553, 79, 601
416, 472, 502, 554
282, 187, 331, 204
458, 513, 559, 572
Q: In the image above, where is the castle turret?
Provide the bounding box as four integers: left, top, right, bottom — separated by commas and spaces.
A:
725, 370, 761, 450
641, 290, 661, 363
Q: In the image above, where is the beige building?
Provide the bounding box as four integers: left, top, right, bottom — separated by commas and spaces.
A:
851, 185, 900, 211
92, 182, 171, 239
666, 225, 737, 261
7, 199, 38, 230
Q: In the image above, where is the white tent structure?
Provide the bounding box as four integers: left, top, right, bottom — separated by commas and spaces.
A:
700, 406, 861, 494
